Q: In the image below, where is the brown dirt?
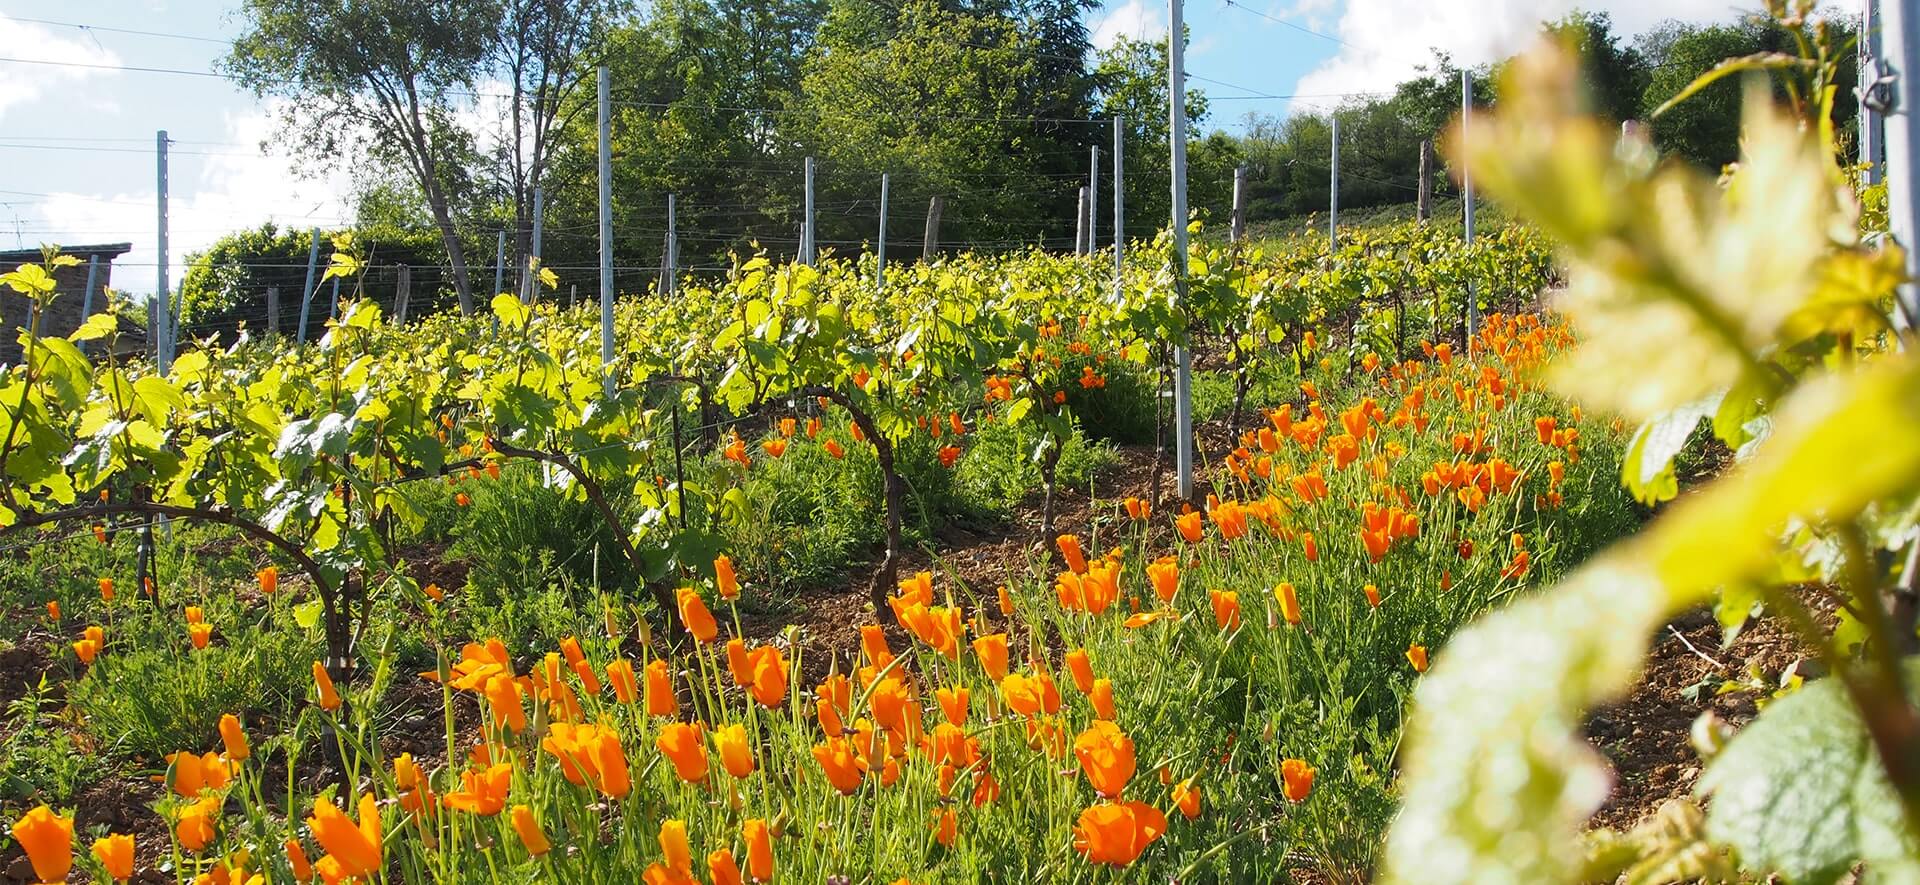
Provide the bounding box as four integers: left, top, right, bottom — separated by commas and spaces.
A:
1584, 591, 1832, 832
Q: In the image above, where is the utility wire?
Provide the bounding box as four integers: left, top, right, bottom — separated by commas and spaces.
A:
5, 17, 232, 45
1217, 0, 1351, 47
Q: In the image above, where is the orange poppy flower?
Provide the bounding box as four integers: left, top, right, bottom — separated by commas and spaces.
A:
714, 723, 755, 778
1064, 649, 1095, 694
1072, 721, 1136, 797
1090, 678, 1116, 721
73, 638, 99, 665
572, 657, 603, 695
651, 819, 694, 883
861, 624, 894, 669
1275, 582, 1301, 626
998, 672, 1045, 717
1209, 500, 1248, 540
676, 587, 718, 643
511, 805, 550, 856
308, 792, 382, 878
542, 722, 632, 798
1281, 758, 1316, 802
646, 660, 677, 716
92, 832, 133, 882
1172, 777, 1201, 819
812, 737, 864, 794
1057, 534, 1088, 574
484, 674, 527, 732
744, 818, 773, 880
1123, 610, 1175, 628
1209, 589, 1241, 631
931, 807, 958, 846
218, 714, 249, 762
726, 639, 753, 686
607, 659, 639, 704
313, 661, 341, 711
1364, 584, 1382, 608
98, 577, 114, 602
971, 633, 1009, 681
709, 849, 743, 885
163, 750, 234, 797
714, 555, 739, 600
748, 646, 789, 707
1071, 800, 1166, 866
1086, 563, 1121, 610
444, 763, 512, 815
11, 805, 72, 883
936, 686, 970, 726
175, 797, 218, 853
284, 838, 312, 881
657, 722, 709, 783
1407, 643, 1429, 673
1175, 511, 1204, 543
188, 622, 213, 650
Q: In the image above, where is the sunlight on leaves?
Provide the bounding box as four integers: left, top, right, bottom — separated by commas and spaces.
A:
1448, 45, 1845, 421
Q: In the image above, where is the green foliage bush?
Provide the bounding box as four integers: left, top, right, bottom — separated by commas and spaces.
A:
70, 614, 319, 760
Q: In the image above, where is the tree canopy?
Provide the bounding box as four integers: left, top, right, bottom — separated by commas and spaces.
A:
188, 1, 1867, 334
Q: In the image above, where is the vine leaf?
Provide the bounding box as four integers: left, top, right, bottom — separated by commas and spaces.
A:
1621, 393, 1721, 505
1450, 47, 1837, 422
1698, 659, 1920, 885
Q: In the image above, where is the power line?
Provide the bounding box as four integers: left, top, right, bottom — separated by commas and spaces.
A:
1205, 89, 1394, 102
0, 142, 263, 159
5, 16, 233, 45
0, 136, 243, 145
1217, 0, 1351, 48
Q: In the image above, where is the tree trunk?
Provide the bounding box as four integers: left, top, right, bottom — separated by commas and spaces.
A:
804, 385, 900, 618
415, 146, 475, 316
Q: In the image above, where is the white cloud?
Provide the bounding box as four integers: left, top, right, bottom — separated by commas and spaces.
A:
1092, 0, 1166, 50
1278, 0, 1340, 30
32, 100, 353, 297
0, 15, 123, 123
1293, 0, 1741, 107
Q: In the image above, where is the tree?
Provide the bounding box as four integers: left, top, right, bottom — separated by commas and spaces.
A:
1544, 11, 1648, 125
486, 0, 620, 297
795, 0, 1098, 253
1638, 14, 1856, 170
1094, 34, 1210, 239
226, 0, 497, 315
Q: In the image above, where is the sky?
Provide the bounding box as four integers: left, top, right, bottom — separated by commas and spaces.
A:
0, 0, 1746, 296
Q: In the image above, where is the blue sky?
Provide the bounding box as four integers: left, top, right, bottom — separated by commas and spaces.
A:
0, 0, 1734, 295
